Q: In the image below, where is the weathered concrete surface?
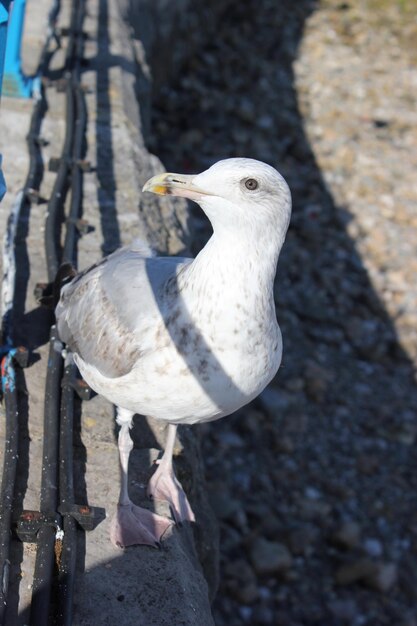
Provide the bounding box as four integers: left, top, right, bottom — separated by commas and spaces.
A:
0, 0, 218, 623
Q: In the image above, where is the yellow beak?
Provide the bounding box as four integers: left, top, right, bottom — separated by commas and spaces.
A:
142, 172, 211, 200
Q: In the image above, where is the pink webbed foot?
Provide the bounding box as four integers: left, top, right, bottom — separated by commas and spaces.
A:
110, 501, 173, 548
147, 460, 195, 524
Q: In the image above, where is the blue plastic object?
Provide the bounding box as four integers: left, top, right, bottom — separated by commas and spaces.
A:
3, 0, 40, 98
0, 1, 11, 95
0, 155, 5, 201
0, 1, 11, 200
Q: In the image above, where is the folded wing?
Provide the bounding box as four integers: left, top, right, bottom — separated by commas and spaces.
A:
56, 243, 190, 378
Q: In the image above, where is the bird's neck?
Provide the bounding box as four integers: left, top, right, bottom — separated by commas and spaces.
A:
183, 226, 284, 299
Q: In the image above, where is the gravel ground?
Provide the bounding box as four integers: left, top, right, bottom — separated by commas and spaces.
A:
150, 1, 417, 624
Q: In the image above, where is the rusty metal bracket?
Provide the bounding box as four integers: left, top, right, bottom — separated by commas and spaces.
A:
25, 188, 47, 204
61, 373, 95, 401
65, 216, 94, 235
58, 504, 106, 531
14, 510, 62, 543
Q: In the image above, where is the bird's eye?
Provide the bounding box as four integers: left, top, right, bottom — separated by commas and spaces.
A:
244, 178, 259, 191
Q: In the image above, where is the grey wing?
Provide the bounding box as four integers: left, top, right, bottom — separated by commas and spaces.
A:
56, 245, 191, 378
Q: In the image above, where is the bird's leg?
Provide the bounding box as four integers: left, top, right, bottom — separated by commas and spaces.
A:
110, 407, 173, 548
147, 423, 195, 524
117, 421, 134, 506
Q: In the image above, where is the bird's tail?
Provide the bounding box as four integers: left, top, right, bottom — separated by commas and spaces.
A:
37, 263, 77, 309
53, 263, 77, 306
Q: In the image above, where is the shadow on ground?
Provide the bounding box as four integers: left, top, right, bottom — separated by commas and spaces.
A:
147, 0, 417, 624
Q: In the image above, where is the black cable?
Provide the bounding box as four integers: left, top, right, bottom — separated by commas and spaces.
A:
44, 80, 75, 282
62, 82, 87, 266
30, 327, 63, 626
44, 0, 83, 281
33, 1, 86, 623
57, 4, 87, 622
56, 359, 78, 625
0, 354, 19, 625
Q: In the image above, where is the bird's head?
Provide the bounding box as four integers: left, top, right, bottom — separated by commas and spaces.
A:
143, 158, 291, 240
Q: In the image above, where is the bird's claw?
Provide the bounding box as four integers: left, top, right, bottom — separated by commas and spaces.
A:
110, 502, 173, 548
147, 462, 195, 524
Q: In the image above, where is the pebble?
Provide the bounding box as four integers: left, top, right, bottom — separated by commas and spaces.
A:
305, 486, 322, 500
218, 431, 245, 448
328, 598, 359, 622
274, 435, 294, 454
252, 604, 276, 625
356, 454, 380, 476
298, 497, 332, 521
363, 538, 383, 558
331, 521, 362, 550
336, 558, 398, 592
287, 525, 320, 556
249, 538, 293, 576
238, 606, 253, 622
259, 513, 283, 539
365, 562, 398, 593
209, 489, 241, 521
335, 558, 377, 586
225, 559, 260, 604
304, 361, 332, 403
259, 387, 292, 416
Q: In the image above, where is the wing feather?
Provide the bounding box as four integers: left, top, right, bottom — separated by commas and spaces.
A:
56, 244, 191, 378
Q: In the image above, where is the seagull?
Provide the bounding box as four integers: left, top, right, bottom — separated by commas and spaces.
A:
55, 158, 292, 548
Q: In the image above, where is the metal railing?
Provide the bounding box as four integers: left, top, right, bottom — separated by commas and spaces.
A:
0, 1, 103, 623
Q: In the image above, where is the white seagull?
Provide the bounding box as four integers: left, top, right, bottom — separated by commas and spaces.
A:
55, 158, 292, 548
